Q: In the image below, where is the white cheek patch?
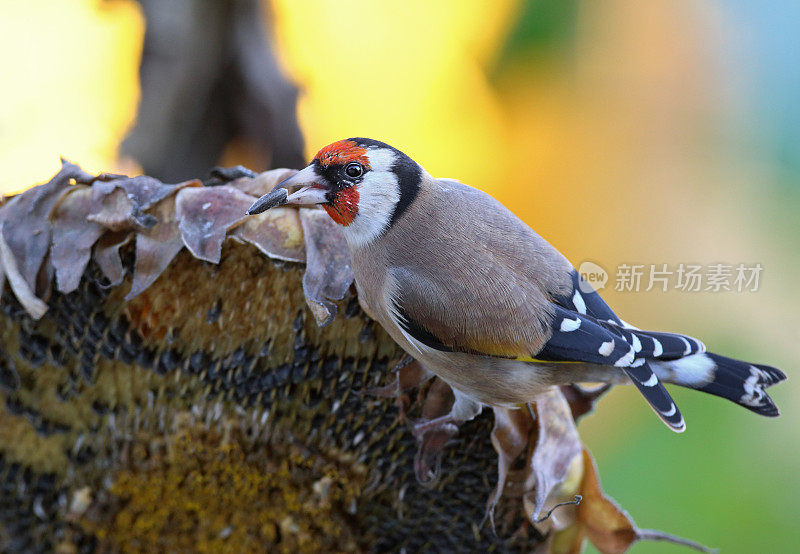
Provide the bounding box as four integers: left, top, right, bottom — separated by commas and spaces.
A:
341, 148, 400, 248
364, 147, 396, 172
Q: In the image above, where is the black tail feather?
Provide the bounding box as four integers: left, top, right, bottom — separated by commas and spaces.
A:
624, 362, 685, 432
654, 353, 786, 417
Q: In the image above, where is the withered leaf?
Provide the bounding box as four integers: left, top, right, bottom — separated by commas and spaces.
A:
175, 185, 254, 263
572, 449, 636, 554
94, 232, 132, 287
229, 168, 297, 198
555, 450, 715, 554
233, 207, 305, 263
299, 209, 355, 327
51, 187, 104, 293
126, 196, 184, 300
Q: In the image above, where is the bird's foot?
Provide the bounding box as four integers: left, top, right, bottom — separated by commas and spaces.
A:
412, 414, 460, 485
411, 415, 459, 440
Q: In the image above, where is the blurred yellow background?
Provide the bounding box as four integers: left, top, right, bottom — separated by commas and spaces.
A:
1, 0, 798, 551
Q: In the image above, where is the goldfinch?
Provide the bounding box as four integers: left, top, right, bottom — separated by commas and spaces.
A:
248, 138, 786, 433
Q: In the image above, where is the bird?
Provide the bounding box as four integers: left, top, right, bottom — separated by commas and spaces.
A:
247, 137, 786, 433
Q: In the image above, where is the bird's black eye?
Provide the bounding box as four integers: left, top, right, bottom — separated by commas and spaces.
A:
344, 162, 364, 179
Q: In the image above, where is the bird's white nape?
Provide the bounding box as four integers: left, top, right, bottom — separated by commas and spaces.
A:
341, 147, 400, 248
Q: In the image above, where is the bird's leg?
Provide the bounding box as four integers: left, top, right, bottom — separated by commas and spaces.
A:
354, 356, 432, 398
412, 385, 483, 484
413, 412, 460, 485
391, 353, 415, 373
412, 386, 482, 438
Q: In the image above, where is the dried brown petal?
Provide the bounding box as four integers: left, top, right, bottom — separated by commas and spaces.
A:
488, 406, 534, 521
50, 187, 104, 293
0, 223, 47, 318
232, 206, 305, 263
88, 176, 199, 231
525, 389, 583, 526
175, 185, 254, 263
299, 209, 355, 327
87, 187, 139, 230
0, 160, 88, 303
94, 232, 132, 287
229, 168, 297, 197
126, 197, 184, 300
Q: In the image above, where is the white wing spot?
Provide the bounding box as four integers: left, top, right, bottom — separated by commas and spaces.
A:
631, 334, 642, 353
679, 336, 692, 356
663, 402, 677, 417
652, 337, 663, 357
614, 346, 636, 367
641, 372, 658, 386
598, 340, 615, 356
572, 290, 587, 314
630, 357, 645, 368
560, 317, 581, 332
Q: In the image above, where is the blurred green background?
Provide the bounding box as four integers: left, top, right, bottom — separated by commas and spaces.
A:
1, 1, 797, 551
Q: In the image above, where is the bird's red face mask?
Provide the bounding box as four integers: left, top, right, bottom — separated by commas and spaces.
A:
248, 139, 370, 226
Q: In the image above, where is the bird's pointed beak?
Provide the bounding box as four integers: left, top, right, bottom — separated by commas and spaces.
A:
246, 165, 328, 215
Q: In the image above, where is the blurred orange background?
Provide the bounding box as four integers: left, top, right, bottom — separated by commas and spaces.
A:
1, 1, 798, 551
